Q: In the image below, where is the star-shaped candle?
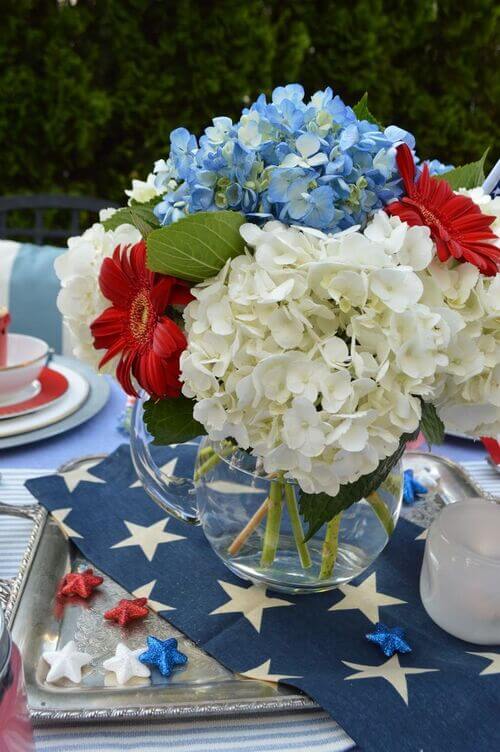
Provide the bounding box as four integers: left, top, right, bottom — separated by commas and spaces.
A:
103, 642, 151, 685
57, 568, 103, 599
42, 640, 91, 684
104, 597, 149, 627
366, 622, 412, 657
139, 636, 187, 677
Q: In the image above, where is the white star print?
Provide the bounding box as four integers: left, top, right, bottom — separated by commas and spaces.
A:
42, 640, 91, 684
467, 652, 500, 676
59, 459, 106, 493
239, 659, 301, 684
414, 528, 428, 541
51, 508, 82, 539
343, 654, 438, 705
210, 581, 293, 633
130, 458, 178, 489
329, 572, 406, 624
111, 518, 185, 562
132, 579, 175, 613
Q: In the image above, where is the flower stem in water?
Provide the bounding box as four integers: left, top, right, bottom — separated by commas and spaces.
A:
228, 497, 269, 556
260, 479, 283, 568
283, 482, 312, 569
319, 513, 342, 580
367, 491, 395, 537
194, 444, 236, 481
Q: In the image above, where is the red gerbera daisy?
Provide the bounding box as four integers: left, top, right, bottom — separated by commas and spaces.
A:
386, 144, 499, 276
90, 240, 193, 398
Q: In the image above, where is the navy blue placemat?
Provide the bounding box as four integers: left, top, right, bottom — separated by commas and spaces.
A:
26, 444, 500, 752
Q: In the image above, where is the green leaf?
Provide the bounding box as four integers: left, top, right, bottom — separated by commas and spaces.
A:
102, 204, 160, 237
143, 396, 206, 446
436, 149, 489, 190
420, 401, 445, 445
299, 427, 418, 540
147, 210, 246, 282
352, 92, 383, 129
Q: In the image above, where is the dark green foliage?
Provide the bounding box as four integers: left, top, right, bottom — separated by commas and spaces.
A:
1, 0, 498, 201
420, 401, 445, 446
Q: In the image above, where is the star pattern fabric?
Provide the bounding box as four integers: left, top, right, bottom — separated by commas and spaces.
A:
210, 580, 293, 633
26, 442, 500, 752
342, 654, 438, 705
467, 652, 500, 676
329, 572, 406, 624
59, 459, 106, 493
111, 518, 185, 562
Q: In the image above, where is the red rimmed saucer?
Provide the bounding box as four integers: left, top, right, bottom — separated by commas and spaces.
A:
0, 367, 69, 420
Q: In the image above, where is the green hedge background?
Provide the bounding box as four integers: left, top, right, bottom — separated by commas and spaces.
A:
1, 0, 498, 202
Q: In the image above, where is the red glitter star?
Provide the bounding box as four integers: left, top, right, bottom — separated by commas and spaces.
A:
104, 598, 149, 627
57, 568, 104, 599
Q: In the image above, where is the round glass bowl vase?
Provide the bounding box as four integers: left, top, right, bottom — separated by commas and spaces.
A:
131, 396, 403, 594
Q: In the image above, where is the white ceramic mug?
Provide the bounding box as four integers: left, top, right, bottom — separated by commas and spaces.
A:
420, 498, 500, 645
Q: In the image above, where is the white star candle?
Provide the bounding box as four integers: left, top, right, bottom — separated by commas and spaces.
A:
420, 498, 500, 644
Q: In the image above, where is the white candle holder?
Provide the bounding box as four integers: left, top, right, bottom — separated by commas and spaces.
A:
420, 498, 500, 645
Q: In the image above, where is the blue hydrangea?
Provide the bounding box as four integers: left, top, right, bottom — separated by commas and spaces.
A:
153, 84, 418, 234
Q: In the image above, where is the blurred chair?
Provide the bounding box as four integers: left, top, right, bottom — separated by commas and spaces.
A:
0, 194, 118, 245
0, 194, 119, 353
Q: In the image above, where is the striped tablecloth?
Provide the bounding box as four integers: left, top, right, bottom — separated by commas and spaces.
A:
0, 468, 355, 752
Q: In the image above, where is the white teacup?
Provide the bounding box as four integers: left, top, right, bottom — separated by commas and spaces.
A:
420, 498, 500, 645
0, 334, 50, 400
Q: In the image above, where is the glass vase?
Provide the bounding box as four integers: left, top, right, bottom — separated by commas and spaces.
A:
130, 396, 403, 594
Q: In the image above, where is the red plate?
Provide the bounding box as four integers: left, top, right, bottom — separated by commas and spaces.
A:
0, 367, 69, 419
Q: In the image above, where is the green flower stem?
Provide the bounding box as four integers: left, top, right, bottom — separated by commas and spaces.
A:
199, 445, 215, 461
284, 482, 312, 570
367, 491, 395, 537
319, 513, 342, 580
260, 479, 284, 568
382, 473, 402, 497
194, 444, 235, 481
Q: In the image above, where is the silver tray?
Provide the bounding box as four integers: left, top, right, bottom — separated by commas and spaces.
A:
0, 452, 496, 725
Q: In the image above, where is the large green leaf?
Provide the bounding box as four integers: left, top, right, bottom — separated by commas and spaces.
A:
102, 204, 160, 237
299, 427, 418, 540
352, 92, 383, 129
147, 210, 246, 283
143, 396, 206, 446
436, 149, 489, 190
420, 401, 445, 445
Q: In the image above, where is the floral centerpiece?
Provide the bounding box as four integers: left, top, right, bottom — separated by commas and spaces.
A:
56, 85, 500, 590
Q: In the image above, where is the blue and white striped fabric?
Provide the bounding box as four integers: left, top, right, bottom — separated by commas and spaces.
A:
0, 240, 68, 354
0, 468, 354, 752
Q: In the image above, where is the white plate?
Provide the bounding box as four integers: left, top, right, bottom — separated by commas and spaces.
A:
0, 363, 88, 439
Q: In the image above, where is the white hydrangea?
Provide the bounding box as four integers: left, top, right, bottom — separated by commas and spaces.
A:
410, 187, 500, 439
181, 211, 450, 494
125, 172, 165, 204
55, 222, 141, 369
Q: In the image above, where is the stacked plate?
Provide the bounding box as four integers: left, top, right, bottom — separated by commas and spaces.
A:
0, 334, 110, 449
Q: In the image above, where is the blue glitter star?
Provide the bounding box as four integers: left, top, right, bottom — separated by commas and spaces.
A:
403, 469, 428, 505
139, 636, 188, 677
366, 623, 412, 657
